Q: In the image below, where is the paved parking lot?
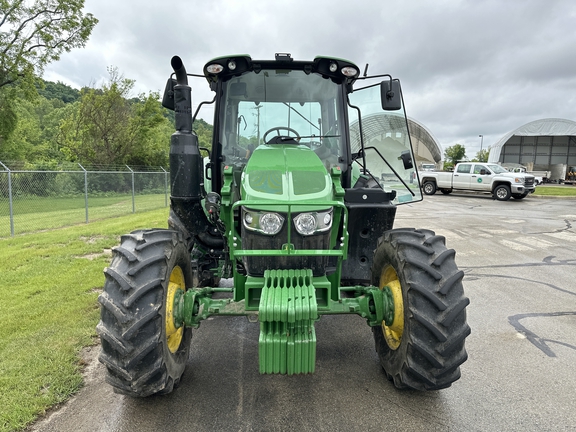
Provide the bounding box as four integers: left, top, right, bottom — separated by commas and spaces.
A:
32, 194, 576, 432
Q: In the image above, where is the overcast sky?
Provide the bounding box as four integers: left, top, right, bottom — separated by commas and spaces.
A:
43, 0, 576, 157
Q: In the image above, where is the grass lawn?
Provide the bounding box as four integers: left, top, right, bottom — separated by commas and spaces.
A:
0, 208, 169, 432
0, 194, 168, 237
532, 185, 576, 196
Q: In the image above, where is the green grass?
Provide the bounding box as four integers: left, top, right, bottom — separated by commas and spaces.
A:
532, 185, 576, 196
0, 194, 168, 237
0, 208, 169, 432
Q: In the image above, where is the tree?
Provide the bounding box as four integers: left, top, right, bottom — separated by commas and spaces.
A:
59, 67, 171, 166
474, 148, 489, 163
0, 0, 97, 140
444, 144, 467, 166
37, 79, 80, 103
0, 93, 71, 162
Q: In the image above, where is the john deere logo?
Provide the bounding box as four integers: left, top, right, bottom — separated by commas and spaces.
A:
477, 178, 483, 183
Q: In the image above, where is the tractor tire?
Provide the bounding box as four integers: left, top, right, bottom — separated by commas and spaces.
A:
371, 228, 470, 390
422, 181, 437, 195
96, 229, 193, 397
493, 184, 511, 201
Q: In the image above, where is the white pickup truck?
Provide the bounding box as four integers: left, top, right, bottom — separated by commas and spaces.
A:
420, 162, 536, 201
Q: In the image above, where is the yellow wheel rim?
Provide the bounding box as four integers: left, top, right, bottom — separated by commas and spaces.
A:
165, 265, 185, 354
380, 266, 404, 350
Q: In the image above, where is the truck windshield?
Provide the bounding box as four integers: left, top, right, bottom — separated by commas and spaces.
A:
487, 164, 508, 174
218, 70, 344, 170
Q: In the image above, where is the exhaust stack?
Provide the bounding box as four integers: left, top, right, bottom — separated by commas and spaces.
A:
168, 56, 211, 238
169, 56, 203, 202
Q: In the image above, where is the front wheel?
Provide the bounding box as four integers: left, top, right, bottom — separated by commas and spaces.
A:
97, 229, 192, 397
493, 184, 511, 201
371, 228, 470, 390
422, 181, 437, 195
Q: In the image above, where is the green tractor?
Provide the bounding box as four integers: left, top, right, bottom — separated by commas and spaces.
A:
96, 53, 470, 397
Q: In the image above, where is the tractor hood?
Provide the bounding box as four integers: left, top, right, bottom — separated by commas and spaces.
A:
241, 145, 332, 206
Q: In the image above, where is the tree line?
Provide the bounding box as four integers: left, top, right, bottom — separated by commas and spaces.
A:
0, 0, 213, 169
0, 70, 214, 169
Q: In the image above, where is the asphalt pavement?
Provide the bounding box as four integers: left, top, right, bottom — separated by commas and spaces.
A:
29, 193, 576, 432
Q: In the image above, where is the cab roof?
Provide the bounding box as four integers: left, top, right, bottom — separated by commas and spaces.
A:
202, 53, 360, 87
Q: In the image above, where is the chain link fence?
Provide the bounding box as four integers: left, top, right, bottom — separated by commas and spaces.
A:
0, 161, 169, 237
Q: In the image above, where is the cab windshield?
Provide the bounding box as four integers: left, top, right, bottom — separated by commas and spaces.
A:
218, 70, 344, 170
487, 164, 508, 174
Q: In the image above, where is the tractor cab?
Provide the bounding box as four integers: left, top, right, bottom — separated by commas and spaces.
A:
194, 53, 422, 205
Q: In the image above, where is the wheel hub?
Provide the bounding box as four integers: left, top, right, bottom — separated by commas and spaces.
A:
380, 266, 404, 350
166, 266, 185, 353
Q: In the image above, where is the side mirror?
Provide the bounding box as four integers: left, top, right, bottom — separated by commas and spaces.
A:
161, 78, 177, 110
381, 79, 402, 111
399, 150, 413, 169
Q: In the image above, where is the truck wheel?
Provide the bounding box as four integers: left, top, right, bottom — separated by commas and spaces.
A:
422, 181, 437, 195
493, 184, 511, 201
97, 229, 192, 397
371, 228, 470, 390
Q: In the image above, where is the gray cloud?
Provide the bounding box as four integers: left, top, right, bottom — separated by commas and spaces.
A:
44, 0, 576, 157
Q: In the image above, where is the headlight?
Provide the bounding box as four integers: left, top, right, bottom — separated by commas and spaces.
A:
514, 177, 523, 184
294, 213, 317, 236
260, 213, 283, 235
293, 209, 333, 236
243, 208, 285, 235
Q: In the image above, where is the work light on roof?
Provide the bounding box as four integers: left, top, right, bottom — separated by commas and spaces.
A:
207, 63, 224, 74
341, 66, 358, 77
228, 60, 237, 71
329, 62, 338, 73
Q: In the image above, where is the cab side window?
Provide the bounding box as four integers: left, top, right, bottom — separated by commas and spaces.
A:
457, 164, 472, 174
473, 165, 491, 175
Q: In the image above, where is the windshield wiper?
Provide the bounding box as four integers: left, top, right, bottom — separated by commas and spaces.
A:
299, 134, 341, 139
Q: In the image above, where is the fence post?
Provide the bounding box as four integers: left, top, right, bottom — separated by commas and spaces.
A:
78, 163, 89, 223
161, 166, 168, 207
126, 165, 135, 213
0, 161, 15, 236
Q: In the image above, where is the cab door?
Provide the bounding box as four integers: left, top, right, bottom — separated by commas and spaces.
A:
471, 164, 494, 191
452, 163, 473, 189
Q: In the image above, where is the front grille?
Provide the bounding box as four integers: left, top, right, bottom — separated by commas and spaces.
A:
525, 177, 534, 186
241, 221, 330, 276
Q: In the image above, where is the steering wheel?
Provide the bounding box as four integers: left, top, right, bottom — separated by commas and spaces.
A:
263, 126, 301, 144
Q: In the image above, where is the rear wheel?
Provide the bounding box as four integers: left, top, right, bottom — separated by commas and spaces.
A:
97, 229, 192, 397
371, 228, 470, 390
423, 181, 437, 195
